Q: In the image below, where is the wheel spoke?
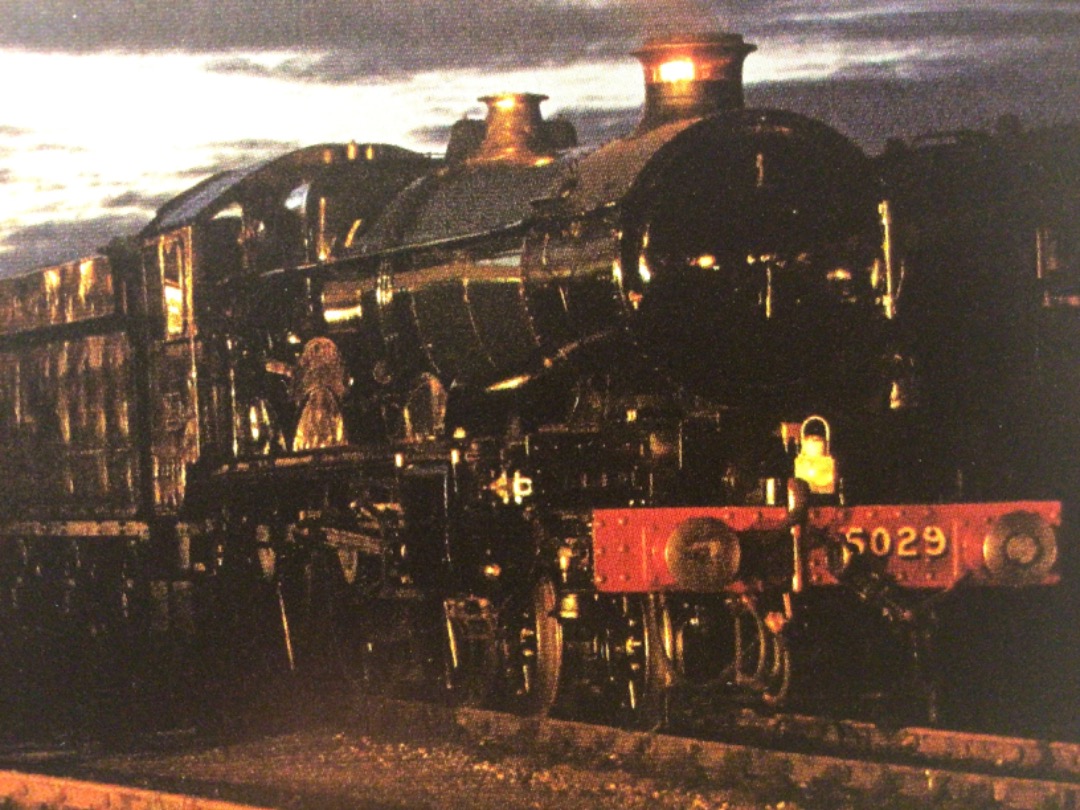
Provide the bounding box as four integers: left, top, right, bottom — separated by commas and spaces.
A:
603, 594, 668, 728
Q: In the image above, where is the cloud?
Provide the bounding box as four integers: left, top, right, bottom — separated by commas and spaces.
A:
31, 143, 87, 153
176, 165, 236, 179
556, 107, 640, 144
188, 139, 301, 177
0, 0, 768, 73
747, 64, 1080, 152
102, 190, 174, 210
4, 2, 1077, 95
207, 53, 414, 84
407, 124, 454, 148
0, 1, 652, 53
752, 7, 1080, 43
0, 125, 29, 137
0, 212, 148, 277
157, 139, 299, 183
3, 2, 1074, 55
206, 138, 299, 154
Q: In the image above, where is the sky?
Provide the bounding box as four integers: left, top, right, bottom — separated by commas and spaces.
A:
0, 0, 1078, 276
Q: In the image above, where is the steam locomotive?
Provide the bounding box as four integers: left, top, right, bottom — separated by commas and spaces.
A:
0, 33, 1073, 732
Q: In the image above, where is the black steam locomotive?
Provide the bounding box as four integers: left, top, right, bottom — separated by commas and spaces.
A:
0, 33, 1073, 732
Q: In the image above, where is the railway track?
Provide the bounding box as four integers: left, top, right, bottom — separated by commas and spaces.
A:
1, 692, 1076, 809
451, 704, 1080, 809
0, 769, 273, 810
683, 705, 1080, 779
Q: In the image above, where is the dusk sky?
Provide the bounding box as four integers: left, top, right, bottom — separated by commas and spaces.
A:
0, 1, 1077, 276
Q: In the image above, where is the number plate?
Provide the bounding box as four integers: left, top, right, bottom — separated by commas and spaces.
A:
841, 525, 949, 559
806, 501, 1061, 588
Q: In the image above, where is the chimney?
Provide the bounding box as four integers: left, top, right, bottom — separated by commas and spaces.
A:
471, 93, 554, 165
633, 32, 756, 134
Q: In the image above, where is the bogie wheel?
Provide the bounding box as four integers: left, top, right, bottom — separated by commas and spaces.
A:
604, 594, 671, 730
500, 576, 563, 715
668, 596, 769, 689
727, 596, 770, 687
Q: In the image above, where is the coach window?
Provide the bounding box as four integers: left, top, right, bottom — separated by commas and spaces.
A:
161, 235, 191, 338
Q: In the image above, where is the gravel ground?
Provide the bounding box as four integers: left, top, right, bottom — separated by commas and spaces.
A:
1, 671, 1026, 810
0, 673, 807, 810
55, 726, 795, 810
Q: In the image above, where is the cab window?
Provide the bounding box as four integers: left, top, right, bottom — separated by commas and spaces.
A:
146, 232, 192, 339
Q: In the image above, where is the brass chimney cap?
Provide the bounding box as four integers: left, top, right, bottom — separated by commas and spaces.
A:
633, 31, 756, 85
471, 92, 552, 165
632, 31, 757, 133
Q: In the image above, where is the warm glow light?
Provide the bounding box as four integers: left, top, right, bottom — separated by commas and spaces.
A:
43, 268, 60, 293
495, 96, 517, 110
317, 196, 328, 261
248, 405, 262, 443
78, 259, 95, 301
696, 254, 716, 270
323, 303, 363, 324
658, 59, 696, 83
889, 381, 904, 410
164, 283, 184, 336
487, 374, 531, 392
344, 219, 364, 248
375, 280, 393, 307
